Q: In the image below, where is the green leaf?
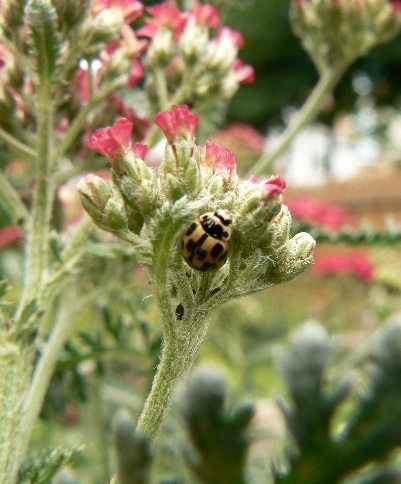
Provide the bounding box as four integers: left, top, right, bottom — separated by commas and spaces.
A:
18, 446, 83, 483
25, 0, 60, 83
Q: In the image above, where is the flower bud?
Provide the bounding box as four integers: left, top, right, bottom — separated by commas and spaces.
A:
82, 9, 124, 49
146, 28, 174, 67
178, 19, 209, 65
159, 141, 201, 201
112, 150, 158, 219
267, 232, 316, 284
77, 174, 128, 233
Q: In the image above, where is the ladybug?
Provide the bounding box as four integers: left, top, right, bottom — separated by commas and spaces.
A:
183, 209, 232, 272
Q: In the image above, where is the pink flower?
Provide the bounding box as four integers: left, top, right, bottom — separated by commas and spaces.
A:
263, 175, 286, 197
190, 2, 220, 28
286, 197, 352, 231
249, 175, 260, 184
87, 118, 134, 160
132, 142, 148, 159
215, 27, 244, 49
137, 2, 187, 38
154, 105, 199, 143
232, 59, 255, 84
249, 174, 286, 197
93, 0, 144, 23
313, 249, 374, 283
0, 225, 22, 249
199, 141, 237, 174
128, 57, 144, 87
392, 0, 401, 11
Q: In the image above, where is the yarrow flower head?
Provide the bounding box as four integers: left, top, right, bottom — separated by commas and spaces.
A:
155, 105, 199, 144
190, 2, 220, 28
199, 141, 237, 175
137, 2, 187, 38
87, 118, 148, 161
249, 174, 287, 198
92, 0, 144, 23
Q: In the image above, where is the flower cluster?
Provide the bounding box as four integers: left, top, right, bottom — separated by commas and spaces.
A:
313, 249, 374, 283
139, 1, 254, 109
78, 105, 315, 286
291, 0, 401, 73
286, 197, 352, 231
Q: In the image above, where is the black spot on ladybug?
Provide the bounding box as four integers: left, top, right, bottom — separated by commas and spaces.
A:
176, 303, 184, 320
185, 239, 197, 252
201, 218, 223, 239
185, 222, 197, 236
195, 247, 207, 260
200, 262, 215, 271
211, 242, 224, 259
215, 212, 232, 226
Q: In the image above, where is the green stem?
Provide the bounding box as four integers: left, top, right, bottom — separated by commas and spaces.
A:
153, 67, 169, 111
51, 77, 127, 164
0, 172, 29, 225
136, 320, 208, 437
19, 297, 77, 461
0, 347, 33, 483
0, 127, 36, 162
17, 79, 53, 319
248, 66, 345, 177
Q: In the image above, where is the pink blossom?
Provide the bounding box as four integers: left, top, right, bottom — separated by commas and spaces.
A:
232, 59, 255, 84
0, 225, 22, 249
263, 175, 286, 197
154, 105, 199, 143
87, 118, 134, 160
199, 141, 237, 174
312, 249, 374, 283
93, 0, 144, 23
249, 175, 260, 184
392, 0, 401, 11
137, 2, 187, 38
190, 2, 220, 28
128, 57, 144, 87
286, 197, 352, 231
215, 27, 244, 49
132, 142, 148, 159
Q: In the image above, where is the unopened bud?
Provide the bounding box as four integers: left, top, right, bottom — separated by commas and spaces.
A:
112, 151, 158, 219
77, 174, 127, 233
83, 9, 124, 49
159, 141, 201, 201
146, 28, 174, 67
179, 19, 209, 65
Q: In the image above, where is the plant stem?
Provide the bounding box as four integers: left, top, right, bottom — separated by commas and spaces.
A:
248, 66, 345, 177
137, 319, 208, 437
19, 297, 77, 460
51, 77, 127, 164
153, 66, 169, 111
0, 172, 29, 225
0, 347, 33, 483
0, 126, 36, 162
17, 79, 54, 319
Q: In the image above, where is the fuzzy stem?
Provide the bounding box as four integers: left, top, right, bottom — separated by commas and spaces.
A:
248, 66, 345, 177
16, 78, 53, 320
51, 77, 127, 164
137, 316, 209, 437
0, 172, 29, 225
0, 347, 34, 483
153, 66, 169, 111
18, 298, 77, 463
0, 126, 36, 162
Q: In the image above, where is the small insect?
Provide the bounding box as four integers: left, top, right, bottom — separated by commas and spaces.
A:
183, 209, 232, 272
